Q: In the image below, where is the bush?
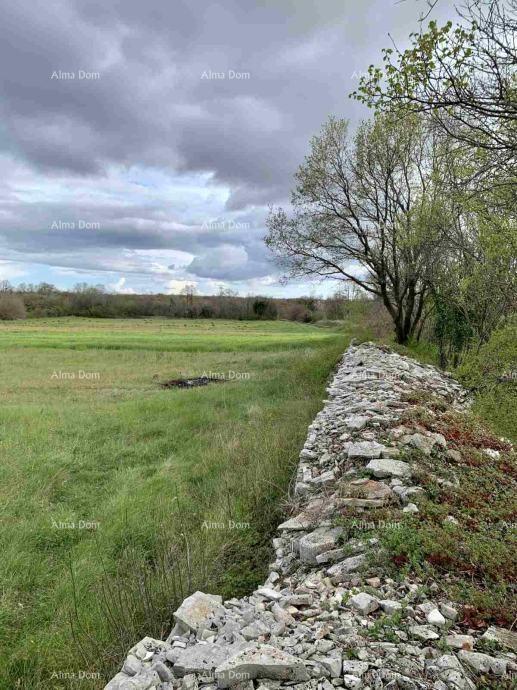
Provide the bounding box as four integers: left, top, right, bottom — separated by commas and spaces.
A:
0, 294, 27, 320
282, 302, 313, 322
456, 316, 517, 441
252, 299, 278, 320
457, 316, 517, 390
200, 304, 214, 318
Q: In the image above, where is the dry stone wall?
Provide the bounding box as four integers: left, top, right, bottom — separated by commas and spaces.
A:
105, 343, 515, 690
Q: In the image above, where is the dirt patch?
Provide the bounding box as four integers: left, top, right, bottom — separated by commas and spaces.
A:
159, 376, 227, 389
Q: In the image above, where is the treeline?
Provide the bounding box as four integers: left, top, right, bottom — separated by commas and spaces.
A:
266, 0, 516, 367
0, 280, 369, 323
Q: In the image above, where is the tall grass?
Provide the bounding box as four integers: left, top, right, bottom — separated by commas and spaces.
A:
0, 318, 368, 689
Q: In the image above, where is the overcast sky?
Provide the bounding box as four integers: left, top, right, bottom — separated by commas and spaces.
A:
0, 0, 456, 296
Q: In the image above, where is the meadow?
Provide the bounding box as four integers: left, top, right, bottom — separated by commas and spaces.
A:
0, 317, 338, 353
0, 317, 363, 689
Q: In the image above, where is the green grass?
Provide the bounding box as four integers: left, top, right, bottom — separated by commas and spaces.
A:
0, 317, 340, 353
469, 387, 516, 443
0, 317, 367, 689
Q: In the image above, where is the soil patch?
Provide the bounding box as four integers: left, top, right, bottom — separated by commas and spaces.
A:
159, 376, 228, 389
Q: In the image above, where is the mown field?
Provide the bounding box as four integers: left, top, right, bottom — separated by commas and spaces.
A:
0, 317, 364, 689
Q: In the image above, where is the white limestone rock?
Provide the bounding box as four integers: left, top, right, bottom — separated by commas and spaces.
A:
344, 415, 369, 430
312, 652, 342, 678
365, 458, 411, 479
403, 433, 436, 456
299, 527, 343, 564
439, 603, 458, 621
215, 644, 309, 688
173, 592, 224, 634
122, 655, 142, 677
458, 650, 508, 676
349, 592, 379, 614
347, 441, 385, 459
255, 587, 282, 602
409, 625, 440, 641
342, 660, 369, 677
379, 600, 403, 615
427, 608, 446, 627
326, 554, 366, 582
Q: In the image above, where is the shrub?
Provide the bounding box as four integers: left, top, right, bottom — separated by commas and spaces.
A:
252, 299, 278, 319
200, 304, 214, 318
0, 294, 27, 320
457, 316, 517, 390
283, 302, 313, 322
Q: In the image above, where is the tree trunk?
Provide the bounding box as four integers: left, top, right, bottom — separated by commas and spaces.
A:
395, 328, 409, 345
394, 318, 410, 344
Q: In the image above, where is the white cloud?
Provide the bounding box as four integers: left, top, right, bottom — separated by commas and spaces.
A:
0, 260, 28, 281
166, 279, 198, 295
108, 276, 136, 294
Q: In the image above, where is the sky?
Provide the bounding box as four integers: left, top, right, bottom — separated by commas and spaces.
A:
0, 0, 456, 297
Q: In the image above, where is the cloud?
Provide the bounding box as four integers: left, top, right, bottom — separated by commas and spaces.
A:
0, 260, 28, 281
187, 244, 272, 281
166, 279, 197, 295
108, 276, 136, 294
0, 0, 458, 294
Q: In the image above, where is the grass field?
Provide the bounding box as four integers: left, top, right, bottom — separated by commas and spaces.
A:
0, 317, 362, 689
0, 317, 338, 353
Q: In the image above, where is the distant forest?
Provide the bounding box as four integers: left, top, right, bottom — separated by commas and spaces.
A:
0, 280, 379, 323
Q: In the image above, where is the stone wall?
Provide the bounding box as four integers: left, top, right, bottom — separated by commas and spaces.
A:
105, 343, 515, 690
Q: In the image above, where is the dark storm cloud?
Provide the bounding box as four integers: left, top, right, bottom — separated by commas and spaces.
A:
0, 0, 457, 289
0, 196, 266, 254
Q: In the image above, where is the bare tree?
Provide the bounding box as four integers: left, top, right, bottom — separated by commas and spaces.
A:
180, 284, 196, 300
0, 280, 13, 293
265, 113, 449, 344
